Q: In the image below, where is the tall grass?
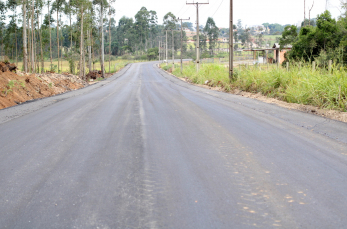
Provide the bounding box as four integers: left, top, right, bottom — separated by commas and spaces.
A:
161, 62, 347, 111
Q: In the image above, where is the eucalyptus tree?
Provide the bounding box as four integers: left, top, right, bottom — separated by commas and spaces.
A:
84, 6, 94, 72
20, 0, 28, 72
163, 12, 177, 30
115, 16, 134, 55
45, 0, 53, 69
35, 0, 45, 72
4, 15, 16, 60
72, 0, 92, 79
204, 17, 219, 55
163, 12, 178, 57
134, 7, 157, 51
6, 0, 18, 63
0, 0, 5, 60
63, 0, 73, 49
108, 0, 115, 72
52, 0, 66, 73
93, 0, 108, 78
30, 0, 35, 72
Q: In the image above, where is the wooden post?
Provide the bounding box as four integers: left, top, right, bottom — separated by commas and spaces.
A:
286, 62, 289, 71
312, 61, 316, 71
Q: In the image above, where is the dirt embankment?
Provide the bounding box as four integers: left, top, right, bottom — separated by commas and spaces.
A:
0, 63, 88, 109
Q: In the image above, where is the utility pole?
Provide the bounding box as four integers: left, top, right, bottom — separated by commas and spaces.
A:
187, 1, 209, 72
178, 17, 190, 74
229, 0, 234, 80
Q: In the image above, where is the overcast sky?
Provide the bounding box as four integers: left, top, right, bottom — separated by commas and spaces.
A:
113, 0, 342, 28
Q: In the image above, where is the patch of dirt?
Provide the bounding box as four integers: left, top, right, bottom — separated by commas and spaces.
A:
86, 70, 103, 80
0, 62, 18, 73
163, 67, 347, 123
231, 89, 347, 123
0, 70, 88, 110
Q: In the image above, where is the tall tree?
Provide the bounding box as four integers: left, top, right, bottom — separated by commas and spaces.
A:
6, 0, 18, 63
52, 0, 66, 73
93, 0, 108, 78
47, 0, 53, 70
204, 17, 219, 55
22, 0, 28, 72
135, 7, 157, 51
30, 0, 35, 72
108, 0, 115, 73
0, 0, 5, 61
163, 12, 177, 30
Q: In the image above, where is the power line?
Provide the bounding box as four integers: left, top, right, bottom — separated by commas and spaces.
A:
211, 0, 224, 17
181, 6, 191, 17
176, 5, 185, 16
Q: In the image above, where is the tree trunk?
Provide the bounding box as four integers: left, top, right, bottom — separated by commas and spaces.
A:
31, 0, 35, 73
69, 0, 72, 49
36, 12, 40, 72
38, 13, 44, 73
92, 30, 95, 71
57, 10, 59, 73
15, 20, 18, 67
28, 19, 31, 72
60, 29, 62, 72
109, 13, 111, 73
83, 41, 86, 77
88, 29, 91, 71
48, 1, 52, 70
79, 4, 84, 79
100, 2, 105, 78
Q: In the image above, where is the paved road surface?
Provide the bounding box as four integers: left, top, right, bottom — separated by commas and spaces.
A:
1, 62, 347, 228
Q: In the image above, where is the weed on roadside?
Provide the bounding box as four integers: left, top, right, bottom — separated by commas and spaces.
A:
162, 62, 347, 112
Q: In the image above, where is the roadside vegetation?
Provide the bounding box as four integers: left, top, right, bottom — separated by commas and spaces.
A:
161, 62, 347, 112
160, 7, 347, 113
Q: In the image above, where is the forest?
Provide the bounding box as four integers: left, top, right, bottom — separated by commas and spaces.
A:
0, 0, 196, 78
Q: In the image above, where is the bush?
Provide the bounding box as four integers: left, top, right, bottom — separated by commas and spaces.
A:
121, 54, 132, 60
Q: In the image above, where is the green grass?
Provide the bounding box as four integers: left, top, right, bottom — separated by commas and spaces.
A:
161, 62, 347, 111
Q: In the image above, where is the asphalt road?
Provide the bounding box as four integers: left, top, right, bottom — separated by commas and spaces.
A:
1, 62, 347, 229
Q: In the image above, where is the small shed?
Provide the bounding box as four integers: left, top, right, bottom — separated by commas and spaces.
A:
273, 43, 292, 64
243, 43, 292, 64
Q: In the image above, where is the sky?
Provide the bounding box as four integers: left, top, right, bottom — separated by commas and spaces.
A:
113, 0, 342, 28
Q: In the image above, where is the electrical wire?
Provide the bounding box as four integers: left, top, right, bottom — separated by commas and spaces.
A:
211, 0, 224, 17
176, 4, 185, 16
181, 5, 191, 17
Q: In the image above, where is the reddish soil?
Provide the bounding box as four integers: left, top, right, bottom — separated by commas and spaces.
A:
0, 70, 87, 110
